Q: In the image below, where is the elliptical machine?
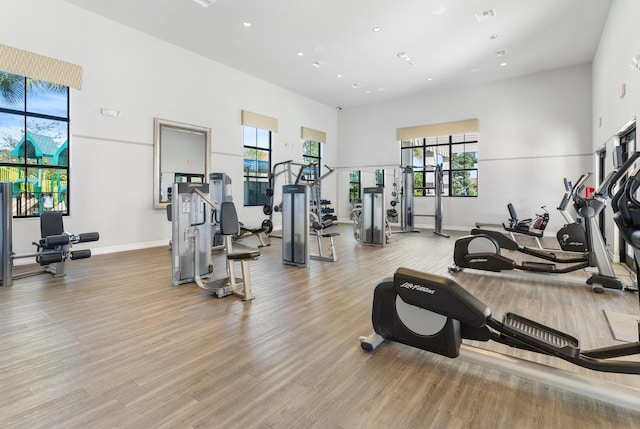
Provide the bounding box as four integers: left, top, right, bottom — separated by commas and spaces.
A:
452, 151, 640, 292
554, 175, 589, 252
358, 266, 640, 410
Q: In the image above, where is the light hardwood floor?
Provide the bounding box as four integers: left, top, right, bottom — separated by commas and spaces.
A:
1, 225, 639, 428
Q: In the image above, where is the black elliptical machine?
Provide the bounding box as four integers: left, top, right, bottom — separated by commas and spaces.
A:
450, 151, 640, 292
358, 265, 640, 409
554, 175, 590, 252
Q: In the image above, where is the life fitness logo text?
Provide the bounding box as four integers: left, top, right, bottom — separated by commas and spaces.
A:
400, 281, 435, 295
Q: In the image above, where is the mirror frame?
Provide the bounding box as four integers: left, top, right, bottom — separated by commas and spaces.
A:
153, 117, 211, 209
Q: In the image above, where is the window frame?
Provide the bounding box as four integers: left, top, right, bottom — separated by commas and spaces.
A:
302, 139, 321, 183
243, 125, 272, 207
349, 170, 361, 202
0, 72, 70, 217
401, 133, 478, 197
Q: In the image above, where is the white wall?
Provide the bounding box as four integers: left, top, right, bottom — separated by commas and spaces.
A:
337, 65, 593, 234
593, 0, 640, 146
3, 0, 337, 255
592, 0, 640, 261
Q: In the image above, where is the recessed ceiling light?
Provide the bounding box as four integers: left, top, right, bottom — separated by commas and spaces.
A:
500, 62, 508, 67
492, 49, 507, 57
192, 0, 216, 7
427, 77, 433, 81
243, 22, 252, 28
489, 34, 498, 40
372, 26, 381, 32
312, 61, 326, 68
297, 52, 304, 56
352, 83, 359, 88
366, 90, 371, 94
337, 74, 343, 78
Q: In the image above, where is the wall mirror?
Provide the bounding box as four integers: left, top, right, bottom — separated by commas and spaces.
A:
153, 118, 211, 209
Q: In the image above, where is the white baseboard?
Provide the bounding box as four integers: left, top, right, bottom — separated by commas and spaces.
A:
90, 240, 169, 256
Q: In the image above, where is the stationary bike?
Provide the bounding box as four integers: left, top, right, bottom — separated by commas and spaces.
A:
451, 152, 640, 292
474, 175, 589, 253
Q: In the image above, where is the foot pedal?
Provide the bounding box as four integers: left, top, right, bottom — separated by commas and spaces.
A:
502, 313, 580, 358
521, 261, 556, 272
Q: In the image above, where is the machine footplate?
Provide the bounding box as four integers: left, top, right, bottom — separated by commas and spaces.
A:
520, 261, 556, 272
502, 313, 580, 358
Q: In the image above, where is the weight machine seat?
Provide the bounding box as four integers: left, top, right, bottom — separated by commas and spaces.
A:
220, 201, 260, 300
322, 232, 340, 238
227, 249, 261, 261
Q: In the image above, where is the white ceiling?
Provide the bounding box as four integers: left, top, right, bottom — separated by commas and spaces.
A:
61, 0, 613, 108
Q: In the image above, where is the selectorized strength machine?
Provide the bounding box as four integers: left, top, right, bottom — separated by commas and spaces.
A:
0, 182, 100, 286
452, 151, 640, 292
171, 182, 259, 300
353, 186, 391, 246
281, 165, 339, 267
392, 165, 449, 237
210, 173, 270, 248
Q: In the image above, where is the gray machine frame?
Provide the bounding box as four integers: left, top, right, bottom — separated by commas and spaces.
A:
1, 182, 12, 286
361, 186, 387, 246
394, 165, 449, 238
282, 184, 310, 267
171, 182, 255, 300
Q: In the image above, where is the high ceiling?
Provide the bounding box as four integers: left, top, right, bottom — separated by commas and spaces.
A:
61, 0, 613, 108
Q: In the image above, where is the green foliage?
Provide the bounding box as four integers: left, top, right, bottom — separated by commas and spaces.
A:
0, 73, 65, 107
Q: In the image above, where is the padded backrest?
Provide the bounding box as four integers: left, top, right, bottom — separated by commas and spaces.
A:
507, 203, 518, 222
40, 211, 64, 238
219, 201, 240, 235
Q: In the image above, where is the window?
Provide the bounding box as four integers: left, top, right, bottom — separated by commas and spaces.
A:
0, 71, 70, 217
401, 133, 478, 197
349, 170, 361, 202
302, 139, 321, 183
243, 125, 271, 206
375, 169, 385, 187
